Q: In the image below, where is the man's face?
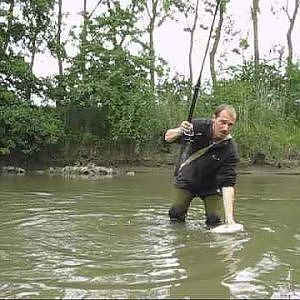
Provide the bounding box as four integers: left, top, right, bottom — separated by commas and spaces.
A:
212, 109, 236, 140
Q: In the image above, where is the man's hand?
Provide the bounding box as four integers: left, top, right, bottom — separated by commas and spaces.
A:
165, 121, 193, 143
180, 121, 193, 135
210, 187, 245, 233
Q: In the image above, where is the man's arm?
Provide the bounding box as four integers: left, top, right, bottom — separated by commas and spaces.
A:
217, 145, 239, 225
164, 127, 183, 143
164, 121, 193, 143
222, 186, 236, 224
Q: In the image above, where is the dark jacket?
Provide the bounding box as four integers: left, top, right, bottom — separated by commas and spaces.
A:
174, 118, 239, 198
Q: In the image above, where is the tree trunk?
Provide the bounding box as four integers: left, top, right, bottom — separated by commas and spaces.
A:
251, 0, 260, 76
209, 1, 224, 89
148, 0, 158, 93
26, 30, 38, 101
29, 31, 37, 72
57, 0, 64, 77
188, 0, 200, 99
56, 0, 65, 105
3, 0, 15, 52
80, 0, 88, 75
286, 0, 300, 69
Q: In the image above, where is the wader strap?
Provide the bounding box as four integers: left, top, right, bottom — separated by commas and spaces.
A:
178, 144, 212, 172
178, 135, 232, 172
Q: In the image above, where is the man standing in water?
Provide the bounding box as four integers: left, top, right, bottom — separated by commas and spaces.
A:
165, 104, 240, 229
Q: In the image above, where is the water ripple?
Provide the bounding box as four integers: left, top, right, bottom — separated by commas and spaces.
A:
1, 172, 300, 298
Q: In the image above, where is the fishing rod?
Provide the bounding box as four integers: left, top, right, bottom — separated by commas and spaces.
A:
175, 0, 221, 175
188, 0, 220, 122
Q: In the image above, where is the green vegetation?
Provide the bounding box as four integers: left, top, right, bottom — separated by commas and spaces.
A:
1, 0, 300, 167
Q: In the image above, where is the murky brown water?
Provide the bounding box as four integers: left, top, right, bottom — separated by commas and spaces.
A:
0, 168, 300, 299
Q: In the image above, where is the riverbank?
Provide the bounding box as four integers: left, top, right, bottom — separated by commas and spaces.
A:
1, 160, 300, 178
1, 147, 299, 177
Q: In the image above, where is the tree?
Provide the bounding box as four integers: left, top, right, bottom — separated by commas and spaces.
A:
21, 0, 56, 100
135, 0, 184, 92
284, 0, 300, 69
0, 103, 64, 156
46, 0, 67, 106
2, 0, 15, 53
251, 0, 260, 78
210, 0, 227, 89
177, 0, 200, 98
0, 0, 50, 104
63, 1, 159, 156
187, 0, 199, 86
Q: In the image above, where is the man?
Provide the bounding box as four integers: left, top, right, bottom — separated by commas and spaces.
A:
165, 104, 239, 228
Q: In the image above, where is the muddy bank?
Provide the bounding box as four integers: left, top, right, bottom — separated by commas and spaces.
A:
1, 161, 300, 178
0, 147, 299, 177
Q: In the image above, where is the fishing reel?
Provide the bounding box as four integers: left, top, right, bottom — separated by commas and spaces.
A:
183, 128, 195, 143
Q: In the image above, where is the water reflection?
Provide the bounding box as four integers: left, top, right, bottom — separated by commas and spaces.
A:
210, 233, 250, 276
222, 251, 282, 298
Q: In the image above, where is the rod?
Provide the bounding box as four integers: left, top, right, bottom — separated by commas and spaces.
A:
187, 0, 221, 122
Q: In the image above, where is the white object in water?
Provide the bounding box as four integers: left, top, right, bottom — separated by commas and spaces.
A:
210, 223, 244, 234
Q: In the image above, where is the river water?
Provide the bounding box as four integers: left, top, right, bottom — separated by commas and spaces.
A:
0, 167, 300, 299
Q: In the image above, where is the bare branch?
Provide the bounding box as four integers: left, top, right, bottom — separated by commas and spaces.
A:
87, 0, 104, 20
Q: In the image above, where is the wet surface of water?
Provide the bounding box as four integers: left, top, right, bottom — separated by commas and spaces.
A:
0, 168, 300, 299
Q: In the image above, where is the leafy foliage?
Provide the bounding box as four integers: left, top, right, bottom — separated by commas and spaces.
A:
0, 51, 42, 102
0, 0, 299, 164
0, 104, 64, 155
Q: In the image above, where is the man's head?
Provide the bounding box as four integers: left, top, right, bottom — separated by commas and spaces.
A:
212, 104, 237, 141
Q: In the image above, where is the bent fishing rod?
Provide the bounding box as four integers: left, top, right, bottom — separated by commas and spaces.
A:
175, 0, 221, 174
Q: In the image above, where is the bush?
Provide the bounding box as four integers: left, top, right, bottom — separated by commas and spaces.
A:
0, 103, 64, 155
